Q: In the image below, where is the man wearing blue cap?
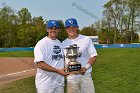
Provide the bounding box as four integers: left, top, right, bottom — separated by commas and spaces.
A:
34, 20, 67, 93
62, 18, 97, 93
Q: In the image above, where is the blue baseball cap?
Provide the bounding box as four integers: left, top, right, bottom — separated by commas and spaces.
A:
47, 20, 60, 29
65, 18, 78, 27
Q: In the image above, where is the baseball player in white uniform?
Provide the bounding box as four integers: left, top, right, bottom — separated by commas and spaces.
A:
34, 20, 67, 93
62, 18, 97, 93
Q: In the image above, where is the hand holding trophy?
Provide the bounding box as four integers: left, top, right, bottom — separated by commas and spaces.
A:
65, 44, 82, 74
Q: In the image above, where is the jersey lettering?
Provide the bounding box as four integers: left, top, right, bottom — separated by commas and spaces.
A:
52, 45, 63, 61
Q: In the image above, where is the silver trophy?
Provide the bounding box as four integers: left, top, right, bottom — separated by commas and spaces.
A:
65, 44, 81, 73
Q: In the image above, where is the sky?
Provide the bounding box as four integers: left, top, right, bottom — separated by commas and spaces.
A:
0, 0, 109, 29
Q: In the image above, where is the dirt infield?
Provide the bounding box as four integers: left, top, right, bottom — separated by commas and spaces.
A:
0, 57, 36, 86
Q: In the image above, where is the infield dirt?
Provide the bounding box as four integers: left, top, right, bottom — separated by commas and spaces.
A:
0, 57, 36, 86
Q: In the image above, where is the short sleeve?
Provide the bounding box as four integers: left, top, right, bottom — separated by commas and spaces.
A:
34, 42, 46, 63
88, 38, 97, 57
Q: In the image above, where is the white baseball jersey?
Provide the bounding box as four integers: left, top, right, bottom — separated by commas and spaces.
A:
62, 34, 97, 79
34, 36, 64, 89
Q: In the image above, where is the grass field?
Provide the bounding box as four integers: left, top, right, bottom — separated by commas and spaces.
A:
0, 51, 33, 57
0, 48, 140, 93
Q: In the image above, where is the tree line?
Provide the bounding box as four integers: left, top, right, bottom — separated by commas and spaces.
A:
100, 0, 140, 44
81, 0, 140, 44
0, 0, 140, 47
0, 7, 67, 48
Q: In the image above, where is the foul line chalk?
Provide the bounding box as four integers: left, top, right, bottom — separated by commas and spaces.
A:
0, 69, 35, 78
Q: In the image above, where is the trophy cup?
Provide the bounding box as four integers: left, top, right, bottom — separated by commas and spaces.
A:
65, 44, 81, 74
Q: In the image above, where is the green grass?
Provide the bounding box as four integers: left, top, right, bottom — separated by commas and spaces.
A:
0, 76, 36, 93
0, 51, 33, 57
0, 48, 140, 93
93, 48, 140, 93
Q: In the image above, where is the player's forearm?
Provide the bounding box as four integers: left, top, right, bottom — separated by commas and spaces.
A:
85, 56, 97, 70
88, 56, 97, 65
36, 61, 58, 73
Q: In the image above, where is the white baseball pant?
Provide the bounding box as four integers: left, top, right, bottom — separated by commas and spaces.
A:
67, 73, 95, 93
36, 86, 64, 93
